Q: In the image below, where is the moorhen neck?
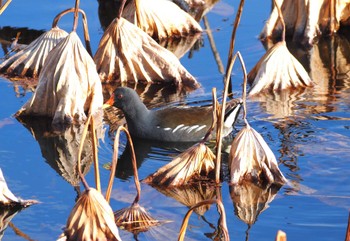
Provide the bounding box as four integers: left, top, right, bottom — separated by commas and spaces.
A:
105, 87, 242, 142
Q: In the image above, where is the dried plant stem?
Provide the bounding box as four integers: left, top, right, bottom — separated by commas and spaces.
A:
178, 199, 229, 241
106, 126, 141, 204
52, 8, 92, 57
77, 115, 101, 192
275, 230, 287, 241
202, 88, 218, 142
118, 0, 127, 19
203, 16, 224, 74
226, 0, 245, 92
0, 0, 11, 15
273, 0, 285, 42
72, 0, 80, 32
8, 222, 34, 241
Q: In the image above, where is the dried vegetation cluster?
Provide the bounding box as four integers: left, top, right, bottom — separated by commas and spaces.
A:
1, 0, 350, 240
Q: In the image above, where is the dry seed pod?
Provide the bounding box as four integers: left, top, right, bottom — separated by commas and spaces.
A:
94, 17, 199, 90
16, 32, 103, 126
58, 188, 122, 241
122, 0, 202, 40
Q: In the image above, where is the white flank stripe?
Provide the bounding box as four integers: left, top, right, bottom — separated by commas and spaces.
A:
172, 124, 185, 133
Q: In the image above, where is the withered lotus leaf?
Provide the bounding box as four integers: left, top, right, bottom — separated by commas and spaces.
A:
0, 168, 38, 207
229, 123, 287, 186
143, 142, 215, 187
0, 27, 68, 78
58, 188, 122, 241
16, 32, 103, 126
248, 41, 312, 96
122, 0, 202, 40
94, 17, 199, 90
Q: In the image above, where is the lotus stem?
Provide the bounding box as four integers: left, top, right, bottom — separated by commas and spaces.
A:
0, 0, 11, 15
89, 116, 101, 193
202, 88, 218, 142
226, 0, 245, 93
72, 0, 80, 32
117, 0, 127, 19
203, 16, 224, 74
177, 199, 229, 241
77, 115, 92, 191
52, 8, 92, 57
106, 126, 141, 204
273, 0, 285, 42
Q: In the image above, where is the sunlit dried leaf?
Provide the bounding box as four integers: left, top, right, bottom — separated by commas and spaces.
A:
114, 203, 162, 233
229, 122, 287, 186
0, 27, 68, 78
122, 0, 202, 40
260, 0, 350, 44
58, 188, 121, 241
143, 142, 215, 187
0, 168, 38, 207
16, 32, 103, 126
248, 41, 312, 96
230, 181, 280, 225
94, 17, 199, 90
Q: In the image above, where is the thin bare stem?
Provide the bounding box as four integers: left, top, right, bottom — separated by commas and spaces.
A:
89, 116, 101, 192
215, 52, 238, 184
118, 0, 127, 19
203, 16, 224, 74
0, 0, 11, 15
72, 0, 80, 32
106, 126, 141, 204
226, 0, 245, 93
202, 88, 218, 142
235, 52, 248, 120
273, 0, 285, 42
178, 199, 229, 241
77, 115, 92, 191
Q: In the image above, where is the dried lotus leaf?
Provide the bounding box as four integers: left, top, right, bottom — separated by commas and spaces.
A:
144, 142, 215, 187
94, 17, 199, 90
59, 188, 121, 241
0, 27, 68, 78
248, 41, 312, 96
122, 0, 202, 40
229, 123, 287, 186
16, 32, 103, 126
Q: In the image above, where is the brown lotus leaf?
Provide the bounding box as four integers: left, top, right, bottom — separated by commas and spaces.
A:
260, 0, 350, 44
229, 122, 287, 186
0, 27, 68, 78
94, 17, 199, 90
122, 0, 202, 40
247, 41, 312, 96
16, 32, 103, 126
143, 142, 215, 187
0, 168, 38, 207
230, 181, 280, 225
114, 203, 162, 233
58, 188, 121, 241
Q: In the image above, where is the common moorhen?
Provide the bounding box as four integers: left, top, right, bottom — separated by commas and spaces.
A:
105, 87, 242, 142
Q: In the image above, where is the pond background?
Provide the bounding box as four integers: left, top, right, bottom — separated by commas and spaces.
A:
1, 0, 350, 240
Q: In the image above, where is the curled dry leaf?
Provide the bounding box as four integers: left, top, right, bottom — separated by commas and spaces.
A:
0, 27, 68, 79
260, 0, 350, 45
94, 17, 199, 90
247, 41, 312, 96
143, 142, 215, 187
58, 188, 122, 241
16, 32, 103, 126
114, 203, 162, 233
229, 122, 287, 186
122, 0, 202, 40
230, 181, 280, 225
0, 168, 38, 207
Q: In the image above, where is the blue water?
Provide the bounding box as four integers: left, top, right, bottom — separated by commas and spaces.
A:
1, 0, 350, 240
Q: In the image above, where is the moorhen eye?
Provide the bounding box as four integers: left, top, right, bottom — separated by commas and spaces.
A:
116, 93, 123, 99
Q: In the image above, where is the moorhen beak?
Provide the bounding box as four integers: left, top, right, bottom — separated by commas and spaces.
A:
103, 94, 115, 109
107, 87, 242, 142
